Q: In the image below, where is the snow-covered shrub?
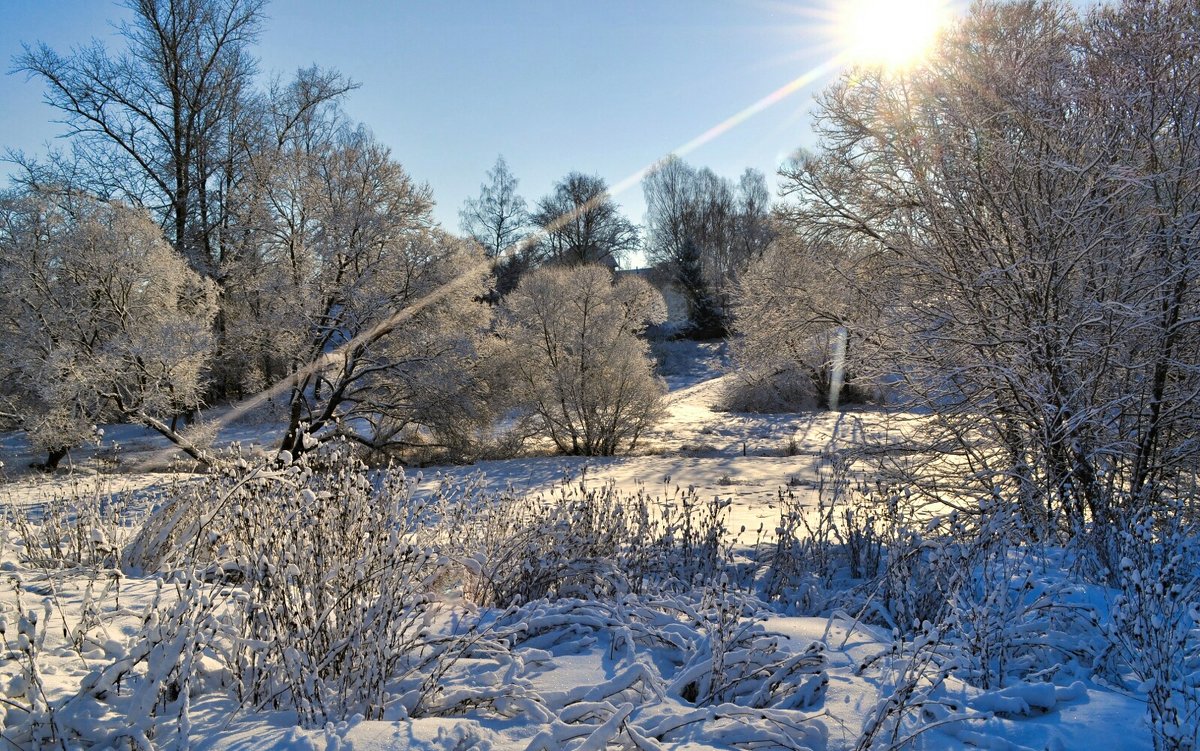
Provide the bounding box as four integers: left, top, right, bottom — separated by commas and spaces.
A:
0, 586, 59, 748
727, 234, 884, 414
497, 264, 667, 456
839, 495, 884, 581
0, 570, 196, 749
943, 505, 1104, 690
871, 497, 1095, 666
0, 569, 241, 748
214, 457, 451, 723
720, 365, 821, 414
854, 620, 960, 751
443, 479, 736, 606
763, 453, 884, 606
761, 453, 1103, 695
670, 583, 828, 710
509, 592, 828, 749
876, 521, 958, 636
1107, 505, 1200, 751
122, 445, 512, 726
4, 480, 149, 569
762, 484, 835, 607
443, 481, 635, 606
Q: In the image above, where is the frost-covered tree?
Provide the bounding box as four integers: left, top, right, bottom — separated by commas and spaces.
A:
217, 124, 490, 457
14, 0, 266, 272
0, 190, 217, 468
14, 1, 356, 401
642, 156, 772, 335
768, 0, 1200, 537
733, 168, 773, 264
460, 155, 530, 261
459, 155, 532, 299
728, 230, 887, 411
499, 265, 666, 456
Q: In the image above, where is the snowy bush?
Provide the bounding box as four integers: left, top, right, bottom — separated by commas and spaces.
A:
4, 480, 151, 570
719, 365, 820, 414
442, 478, 737, 606
510, 593, 828, 750
670, 583, 828, 710
763, 454, 885, 607
1107, 505, 1200, 751
727, 236, 883, 414
498, 264, 667, 456
120, 445, 510, 725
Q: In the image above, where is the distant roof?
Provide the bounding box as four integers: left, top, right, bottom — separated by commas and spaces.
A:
619, 266, 675, 287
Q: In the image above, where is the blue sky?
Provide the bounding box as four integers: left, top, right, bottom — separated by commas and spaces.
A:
1, 1, 849, 236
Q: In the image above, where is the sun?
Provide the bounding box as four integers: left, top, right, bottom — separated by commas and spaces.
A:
836, 0, 952, 69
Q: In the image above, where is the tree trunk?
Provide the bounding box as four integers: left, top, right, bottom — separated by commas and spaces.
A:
40, 446, 68, 471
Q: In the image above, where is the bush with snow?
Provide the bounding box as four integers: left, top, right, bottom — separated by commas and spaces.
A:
498, 264, 668, 456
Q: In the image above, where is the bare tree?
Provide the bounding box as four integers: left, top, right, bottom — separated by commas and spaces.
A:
643, 156, 720, 333
729, 230, 885, 411
459, 155, 531, 298
767, 0, 1200, 542
642, 156, 769, 335
460, 155, 529, 260
14, 0, 356, 403
225, 126, 490, 458
14, 0, 265, 273
530, 173, 639, 268
733, 168, 774, 267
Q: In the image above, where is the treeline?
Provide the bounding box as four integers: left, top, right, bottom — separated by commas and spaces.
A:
461, 154, 775, 332
0, 0, 783, 469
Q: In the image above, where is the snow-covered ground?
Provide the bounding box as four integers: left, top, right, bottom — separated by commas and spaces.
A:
0, 564, 1151, 751
0, 342, 1168, 749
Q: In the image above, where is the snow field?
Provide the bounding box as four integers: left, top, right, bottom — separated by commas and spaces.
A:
0, 349, 1184, 749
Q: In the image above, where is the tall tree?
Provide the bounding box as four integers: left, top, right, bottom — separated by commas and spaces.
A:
765, 0, 1200, 539
460, 155, 529, 260
530, 173, 639, 268
733, 168, 773, 266
15, 0, 265, 273
643, 155, 754, 334
459, 155, 531, 298
225, 125, 489, 457
15, 0, 356, 402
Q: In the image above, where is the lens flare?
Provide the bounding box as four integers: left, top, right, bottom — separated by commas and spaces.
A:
837, 0, 952, 68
